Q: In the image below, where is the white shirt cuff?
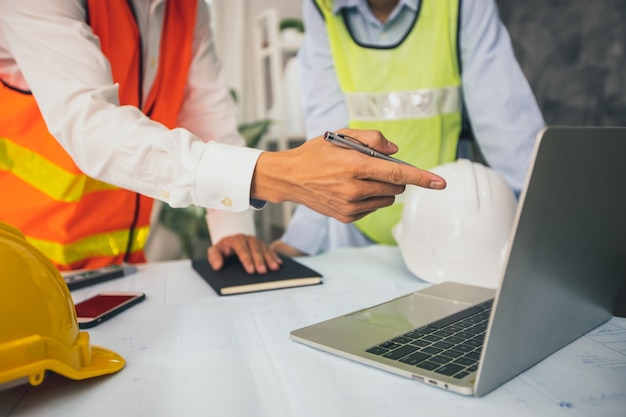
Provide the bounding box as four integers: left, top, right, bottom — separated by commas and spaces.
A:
205, 208, 256, 244
195, 141, 264, 211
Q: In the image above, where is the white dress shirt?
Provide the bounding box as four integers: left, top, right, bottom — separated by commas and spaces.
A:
280, 0, 546, 255
0, 0, 259, 243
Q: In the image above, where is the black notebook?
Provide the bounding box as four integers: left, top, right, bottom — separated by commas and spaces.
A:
191, 254, 322, 296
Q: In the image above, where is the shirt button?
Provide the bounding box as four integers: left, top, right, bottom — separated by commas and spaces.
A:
160, 190, 170, 199
221, 197, 233, 207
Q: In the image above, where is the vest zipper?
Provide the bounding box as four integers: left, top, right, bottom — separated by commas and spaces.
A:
123, 0, 143, 262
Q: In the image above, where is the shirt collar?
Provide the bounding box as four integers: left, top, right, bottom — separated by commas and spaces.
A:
332, 0, 419, 15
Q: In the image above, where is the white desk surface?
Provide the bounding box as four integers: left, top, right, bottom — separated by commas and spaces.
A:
1, 245, 625, 417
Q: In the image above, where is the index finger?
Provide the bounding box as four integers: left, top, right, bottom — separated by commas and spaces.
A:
362, 158, 447, 190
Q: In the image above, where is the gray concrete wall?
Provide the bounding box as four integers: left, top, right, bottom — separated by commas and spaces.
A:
496, 0, 626, 126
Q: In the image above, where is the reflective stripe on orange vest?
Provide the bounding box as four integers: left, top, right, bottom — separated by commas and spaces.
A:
0, 138, 117, 202
0, 0, 197, 270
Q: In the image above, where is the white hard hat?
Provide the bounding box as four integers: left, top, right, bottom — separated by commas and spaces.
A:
392, 159, 517, 289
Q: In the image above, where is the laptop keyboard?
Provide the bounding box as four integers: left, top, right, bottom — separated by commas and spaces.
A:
365, 299, 493, 380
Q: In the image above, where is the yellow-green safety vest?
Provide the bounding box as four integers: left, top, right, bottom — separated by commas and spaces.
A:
316, 0, 463, 244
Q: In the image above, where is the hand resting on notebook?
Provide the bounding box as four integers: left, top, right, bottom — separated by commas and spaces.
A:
207, 234, 282, 275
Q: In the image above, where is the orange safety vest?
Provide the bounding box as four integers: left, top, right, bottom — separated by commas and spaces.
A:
0, 0, 196, 270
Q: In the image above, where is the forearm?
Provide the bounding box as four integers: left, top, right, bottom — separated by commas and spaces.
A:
461, 0, 545, 193
299, 0, 349, 139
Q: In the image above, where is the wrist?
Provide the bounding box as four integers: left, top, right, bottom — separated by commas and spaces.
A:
251, 151, 290, 204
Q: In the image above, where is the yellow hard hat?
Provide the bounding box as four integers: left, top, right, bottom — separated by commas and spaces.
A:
0, 222, 125, 388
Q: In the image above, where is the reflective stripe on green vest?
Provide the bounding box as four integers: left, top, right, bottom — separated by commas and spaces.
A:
316, 0, 462, 244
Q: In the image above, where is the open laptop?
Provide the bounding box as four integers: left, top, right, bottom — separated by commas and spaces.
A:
290, 126, 626, 396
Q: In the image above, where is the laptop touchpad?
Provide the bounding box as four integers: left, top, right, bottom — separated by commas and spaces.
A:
346, 292, 474, 332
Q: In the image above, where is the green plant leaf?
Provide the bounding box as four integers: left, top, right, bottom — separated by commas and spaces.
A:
238, 119, 272, 148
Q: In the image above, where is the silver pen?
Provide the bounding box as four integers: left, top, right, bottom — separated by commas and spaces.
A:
323, 131, 414, 167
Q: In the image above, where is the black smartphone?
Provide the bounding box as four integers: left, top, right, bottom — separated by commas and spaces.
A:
62, 265, 130, 291
74, 291, 146, 329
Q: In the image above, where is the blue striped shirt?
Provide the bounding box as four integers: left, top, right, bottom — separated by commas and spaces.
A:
298, 0, 545, 194
281, 0, 546, 254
